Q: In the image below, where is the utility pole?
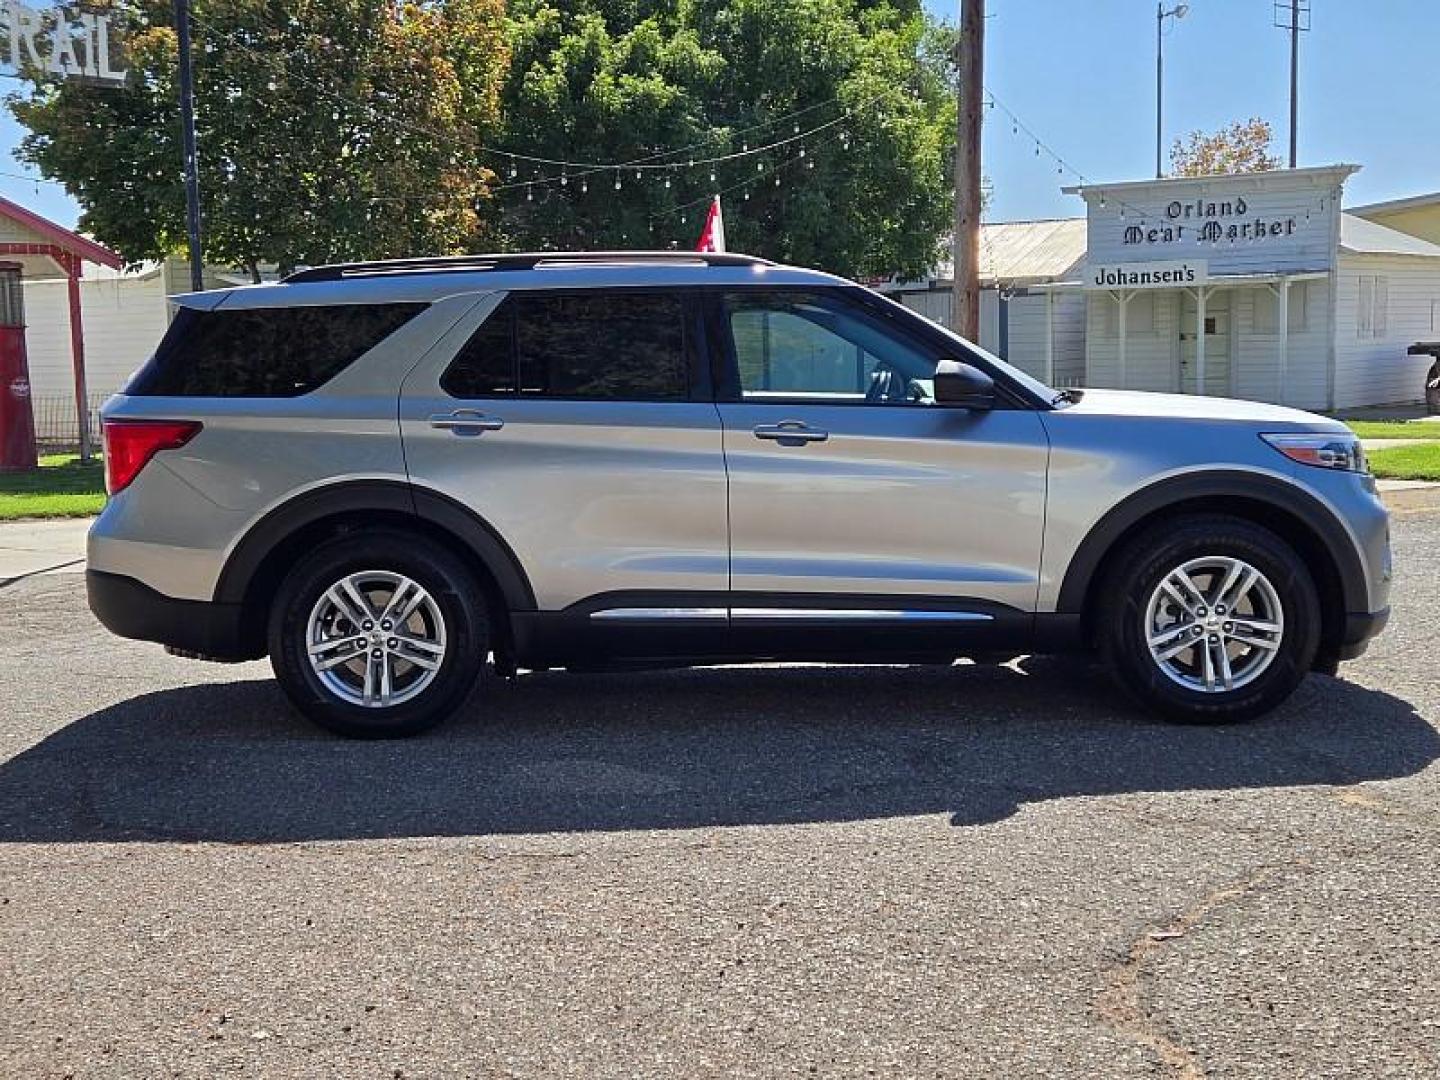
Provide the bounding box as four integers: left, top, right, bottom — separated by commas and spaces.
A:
1288, 0, 1300, 167
174, 0, 204, 292
1274, 0, 1309, 169
952, 0, 983, 341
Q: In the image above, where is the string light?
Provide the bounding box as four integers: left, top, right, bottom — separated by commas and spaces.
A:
194, 8, 877, 177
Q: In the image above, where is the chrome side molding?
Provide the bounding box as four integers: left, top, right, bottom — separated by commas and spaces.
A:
732, 608, 993, 622
588, 607, 993, 623
588, 608, 729, 622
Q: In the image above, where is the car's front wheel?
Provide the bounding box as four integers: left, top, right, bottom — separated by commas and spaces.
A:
268, 530, 487, 738
1099, 515, 1321, 722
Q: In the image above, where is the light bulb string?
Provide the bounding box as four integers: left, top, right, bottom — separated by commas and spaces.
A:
650, 118, 853, 222
186, 10, 887, 176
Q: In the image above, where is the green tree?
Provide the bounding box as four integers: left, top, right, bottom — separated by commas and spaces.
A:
1169, 117, 1281, 178
496, 0, 955, 279
9, 1, 509, 276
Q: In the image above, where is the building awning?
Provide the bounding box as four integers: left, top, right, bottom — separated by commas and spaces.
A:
0, 195, 122, 278
1026, 268, 1332, 293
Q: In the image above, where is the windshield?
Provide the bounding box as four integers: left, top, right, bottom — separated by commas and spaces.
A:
866, 289, 1062, 407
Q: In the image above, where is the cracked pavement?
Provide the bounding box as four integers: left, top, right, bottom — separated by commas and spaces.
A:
1, 509, 1437, 1077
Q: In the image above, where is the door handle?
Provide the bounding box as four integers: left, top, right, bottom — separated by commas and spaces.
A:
429, 410, 504, 436
753, 420, 828, 447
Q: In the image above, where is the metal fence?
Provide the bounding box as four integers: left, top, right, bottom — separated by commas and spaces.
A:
30, 393, 108, 453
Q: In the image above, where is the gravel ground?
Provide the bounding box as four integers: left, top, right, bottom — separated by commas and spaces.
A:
1, 510, 1437, 1078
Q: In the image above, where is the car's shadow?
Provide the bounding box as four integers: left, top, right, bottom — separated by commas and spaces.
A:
0, 659, 1434, 843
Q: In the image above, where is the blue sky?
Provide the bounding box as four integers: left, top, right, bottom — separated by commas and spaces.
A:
1, 0, 1436, 231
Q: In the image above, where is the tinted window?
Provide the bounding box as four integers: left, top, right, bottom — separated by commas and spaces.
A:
128, 303, 426, 398
725, 291, 935, 404
443, 292, 689, 400
440, 304, 515, 398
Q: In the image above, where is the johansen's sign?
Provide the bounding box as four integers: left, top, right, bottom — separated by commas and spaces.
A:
1087, 260, 1208, 290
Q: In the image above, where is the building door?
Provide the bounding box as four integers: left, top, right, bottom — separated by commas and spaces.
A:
1178, 290, 1232, 397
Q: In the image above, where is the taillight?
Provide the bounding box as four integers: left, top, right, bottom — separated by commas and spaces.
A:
103, 419, 202, 495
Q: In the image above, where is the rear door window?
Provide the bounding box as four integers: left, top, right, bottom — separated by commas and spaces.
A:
127, 302, 427, 397
442, 291, 690, 401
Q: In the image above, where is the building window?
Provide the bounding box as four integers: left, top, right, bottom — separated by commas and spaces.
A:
1254, 282, 1307, 334
1101, 292, 1157, 336
1356, 275, 1388, 339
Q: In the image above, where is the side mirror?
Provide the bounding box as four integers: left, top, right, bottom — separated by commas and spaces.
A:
933, 358, 995, 411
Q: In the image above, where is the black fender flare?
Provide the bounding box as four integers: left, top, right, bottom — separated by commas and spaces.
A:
213, 479, 536, 612
1055, 470, 1367, 615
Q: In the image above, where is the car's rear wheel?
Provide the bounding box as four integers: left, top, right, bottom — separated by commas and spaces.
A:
1098, 515, 1321, 723
268, 530, 487, 738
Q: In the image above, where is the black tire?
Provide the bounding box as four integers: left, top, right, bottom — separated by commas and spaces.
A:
1426, 361, 1440, 415
1097, 514, 1321, 723
267, 529, 488, 738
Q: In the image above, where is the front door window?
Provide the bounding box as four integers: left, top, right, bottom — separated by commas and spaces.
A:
725, 292, 936, 405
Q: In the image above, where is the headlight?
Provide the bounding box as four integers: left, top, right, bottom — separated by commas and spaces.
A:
1260, 432, 1368, 473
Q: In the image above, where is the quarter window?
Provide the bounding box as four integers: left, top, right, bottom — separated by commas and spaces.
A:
443, 292, 690, 400
724, 291, 936, 404
128, 303, 427, 397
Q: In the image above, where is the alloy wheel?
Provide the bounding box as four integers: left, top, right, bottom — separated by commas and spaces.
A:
1143, 555, 1285, 693
304, 570, 448, 708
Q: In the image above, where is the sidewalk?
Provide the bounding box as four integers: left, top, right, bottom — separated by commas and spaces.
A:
0, 518, 89, 584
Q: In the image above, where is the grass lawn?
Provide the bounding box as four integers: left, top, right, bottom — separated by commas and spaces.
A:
1368, 442, 1440, 482
0, 454, 106, 520
1345, 419, 1440, 440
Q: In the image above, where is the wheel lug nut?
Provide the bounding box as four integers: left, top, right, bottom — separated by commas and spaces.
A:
362, 621, 374, 631
387, 638, 398, 649
1223, 622, 1234, 633
371, 649, 382, 659
1216, 605, 1226, 614
381, 621, 392, 631
1196, 607, 1207, 617
1209, 634, 1220, 644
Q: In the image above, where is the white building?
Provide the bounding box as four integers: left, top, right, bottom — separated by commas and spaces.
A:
890, 165, 1440, 411
25, 258, 255, 444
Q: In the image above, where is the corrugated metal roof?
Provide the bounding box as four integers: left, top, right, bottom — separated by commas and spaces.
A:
931, 218, 1087, 285
1348, 191, 1440, 216
1339, 213, 1440, 258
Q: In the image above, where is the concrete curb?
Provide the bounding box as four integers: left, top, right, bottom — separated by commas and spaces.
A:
1378, 480, 1440, 512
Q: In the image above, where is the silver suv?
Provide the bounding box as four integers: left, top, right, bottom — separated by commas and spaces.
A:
88, 252, 1391, 737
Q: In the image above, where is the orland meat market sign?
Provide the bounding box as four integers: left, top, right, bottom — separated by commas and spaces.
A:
3, 2, 127, 83
1075, 166, 1356, 277
1123, 197, 1299, 247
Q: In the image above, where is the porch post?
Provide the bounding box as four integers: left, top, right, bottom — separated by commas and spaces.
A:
1044, 290, 1055, 384
64, 254, 92, 463
1276, 277, 1290, 405
1117, 290, 1129, 388
1195, 285, 1208, 395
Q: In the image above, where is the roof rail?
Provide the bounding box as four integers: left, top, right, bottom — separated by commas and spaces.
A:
283, 250, 774, 284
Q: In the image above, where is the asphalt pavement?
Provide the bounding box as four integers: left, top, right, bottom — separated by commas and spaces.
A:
1, 510, 1438, 1077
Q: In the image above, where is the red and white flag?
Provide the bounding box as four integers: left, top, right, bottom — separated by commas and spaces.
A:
695, 195, 726, 252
